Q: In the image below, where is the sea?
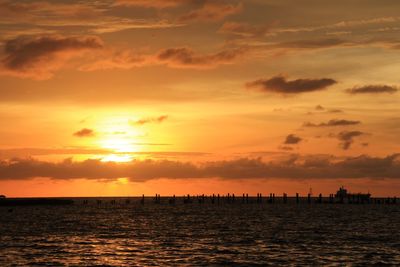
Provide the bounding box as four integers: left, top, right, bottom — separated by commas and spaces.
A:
1, 197, 399, 266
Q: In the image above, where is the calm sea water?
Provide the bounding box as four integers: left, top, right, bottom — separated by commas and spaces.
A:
1, 197, 399, 266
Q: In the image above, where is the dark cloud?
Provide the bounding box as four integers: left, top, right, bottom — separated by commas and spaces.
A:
73, 128, 95, 137
284, 134, 302, 145
131, 115, 169, 126
279, 146, 294, 151
1, 35, 103, 79
0, 154, 399, 181
178, 2, 242, 23
346, 85, 398, 94
327, 109, 344, 113
157, 47, 247, 68
303, 119, 361, 127
337, 131, 365, 150
246, 75, 337, 94
315, 105, 324, 111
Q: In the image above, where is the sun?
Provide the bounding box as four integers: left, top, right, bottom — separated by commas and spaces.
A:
95, 117, 144, 162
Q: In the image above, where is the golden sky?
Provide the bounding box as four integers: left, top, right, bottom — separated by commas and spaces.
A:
0, 0, 399, 197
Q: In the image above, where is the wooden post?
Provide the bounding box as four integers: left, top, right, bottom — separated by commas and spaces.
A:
283, 193, 287, 204
296, 193, 299, 204
217, 194, 220, 204
318, 193, 322, 204
307, 193, 311, 204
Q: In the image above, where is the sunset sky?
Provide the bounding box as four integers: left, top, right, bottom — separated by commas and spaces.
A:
1, 0, 400, 197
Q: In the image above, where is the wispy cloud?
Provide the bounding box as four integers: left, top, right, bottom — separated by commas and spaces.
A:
219, 21, 271, 37
131, 115, 168, 126
178, 2, 243, 23
156, 46, 247, 69
113, 0, 186, 9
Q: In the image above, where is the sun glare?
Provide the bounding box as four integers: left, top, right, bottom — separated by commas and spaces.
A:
101, 154, 133, 162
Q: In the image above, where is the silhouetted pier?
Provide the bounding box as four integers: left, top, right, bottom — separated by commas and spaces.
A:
0, 198, 74, 206
3, 189, 396, 207
69, 193, 399, 207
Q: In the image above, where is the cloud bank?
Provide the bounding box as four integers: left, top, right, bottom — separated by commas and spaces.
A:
0, 154, 399, 181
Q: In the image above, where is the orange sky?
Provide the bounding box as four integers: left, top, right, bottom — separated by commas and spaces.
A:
0, 0, 399, 197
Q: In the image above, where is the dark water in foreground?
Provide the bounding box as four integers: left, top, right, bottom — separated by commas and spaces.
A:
0, 198, 399, 266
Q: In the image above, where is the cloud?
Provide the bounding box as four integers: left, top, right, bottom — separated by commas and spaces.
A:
284, 134, 302, 145
178, 2, 243, 23
79, 49, 149, 71
0, 1, 181, 38
274, 38, 349, 49
218, 21, 270, 37
73, 128, 95, 137
346, 85, 398, 94
1, 154, 399, 181
113, 0, 186, 8
0, 148, 209, 159
1, 35, 103, 79
131, 115, 168, 126
304, 119, 361, 127
246, 75, 337, 94
327, 109, 344, 113
156, 46, 247, 69
81, 46, 248, 71
337, 131, 365, 150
